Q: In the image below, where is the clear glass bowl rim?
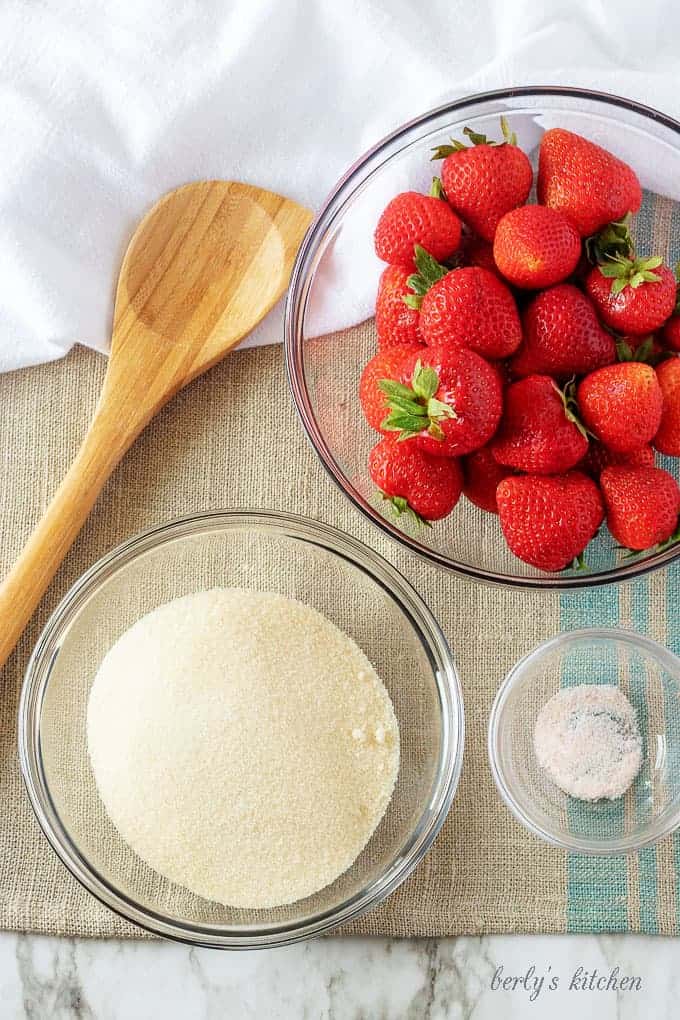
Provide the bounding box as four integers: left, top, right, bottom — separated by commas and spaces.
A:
487, 626, 680, 854
284, 85, 680, 590
18, 509, 464, 949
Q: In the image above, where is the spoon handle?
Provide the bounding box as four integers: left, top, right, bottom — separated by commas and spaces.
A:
0, 404, 134, 670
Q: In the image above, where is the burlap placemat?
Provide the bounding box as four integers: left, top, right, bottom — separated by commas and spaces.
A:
1, 332, 678, 939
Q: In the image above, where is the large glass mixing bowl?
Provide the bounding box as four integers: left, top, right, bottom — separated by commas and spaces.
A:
286, 87, 680, 588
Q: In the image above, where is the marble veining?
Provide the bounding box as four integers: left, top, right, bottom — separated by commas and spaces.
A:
0, 932, 674, 1019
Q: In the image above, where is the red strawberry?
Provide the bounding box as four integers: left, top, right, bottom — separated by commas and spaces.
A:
600, 465, 680, 550
660, 263, 680, 351
580, 442, 655, 479
511, 284, 616, 378
461, 234, 498, 275
537, 128, 642, 236
655, 357, 680, 456
462, 445, 514, 514
410, 249, 521, 359
491, 375, 588, 474
368, 435, 462, 522
497, 472, 604, 571
489, 358, 512, 391
577, 362, 663, 452
379, 346, 502, 457
374, 184, 462, 268
662, 317, 680, 352
585, 258, 676, 335
433, 117, 532, 242
359, 345, 421, 432
375, 265, 423, 349
493, 205, 581, 289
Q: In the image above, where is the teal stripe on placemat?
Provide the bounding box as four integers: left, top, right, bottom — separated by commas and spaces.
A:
560, 584, 630, 932
664, 563, 680, 933
666, 561, 680, 924
665, 199, 680, 930
630, 578, 658, 934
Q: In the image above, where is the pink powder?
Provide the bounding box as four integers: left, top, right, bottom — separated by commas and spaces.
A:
533, 684, 643, 801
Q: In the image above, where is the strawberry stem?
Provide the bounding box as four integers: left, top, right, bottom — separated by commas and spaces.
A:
499, 115, 517, 146
552, 378, 594, 441
379, 359, 456, 442
429, 176, 445, 200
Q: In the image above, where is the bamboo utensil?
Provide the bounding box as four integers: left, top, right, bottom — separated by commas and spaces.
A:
0, 180, 313, 668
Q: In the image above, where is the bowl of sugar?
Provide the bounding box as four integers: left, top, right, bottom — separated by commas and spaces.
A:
19, 510, 463, 948
489, 628, 680, 854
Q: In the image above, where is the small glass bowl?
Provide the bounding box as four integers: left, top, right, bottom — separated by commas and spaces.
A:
488, 628, 680, 854
18, 510, 463, 948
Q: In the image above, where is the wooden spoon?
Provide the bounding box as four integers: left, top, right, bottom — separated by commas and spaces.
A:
0, 180, 313, 668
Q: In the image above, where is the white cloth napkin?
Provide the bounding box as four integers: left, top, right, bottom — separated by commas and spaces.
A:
2, 0, 680, 373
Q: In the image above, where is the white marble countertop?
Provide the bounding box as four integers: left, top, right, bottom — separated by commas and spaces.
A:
1, 931, 673, 1018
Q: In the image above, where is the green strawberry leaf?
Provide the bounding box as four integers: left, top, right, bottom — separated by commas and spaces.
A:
463, 126, 490, 146
380, 492, 432, 528
597, 262, 626, 279
585, 214, 634, 265
384, 394, 427, 416
406, 278, 430, 297
427, 420, 446, 441
615, 336, 666, 366
390, 495, 409, 513
379, 359, 454, 445
616, 339, 634, 362
599, 253, 665, 295
402, 245, 450, 310
427, 396, 458, 421
411, 360, 440, 401
630, 269, 661, 288
380, 411, 427, 436
414, 245, 450, 287
378, 379, 418, 401
431, 140, 467, 160
430, 117, 518, 159
633, 336, 655, 362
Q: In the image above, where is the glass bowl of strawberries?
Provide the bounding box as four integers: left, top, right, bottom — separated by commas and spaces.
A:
285, 87, 680, 588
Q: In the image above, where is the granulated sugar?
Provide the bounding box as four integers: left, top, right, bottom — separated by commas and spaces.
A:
87, 589, 399, 909
533, 685, 643, 801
